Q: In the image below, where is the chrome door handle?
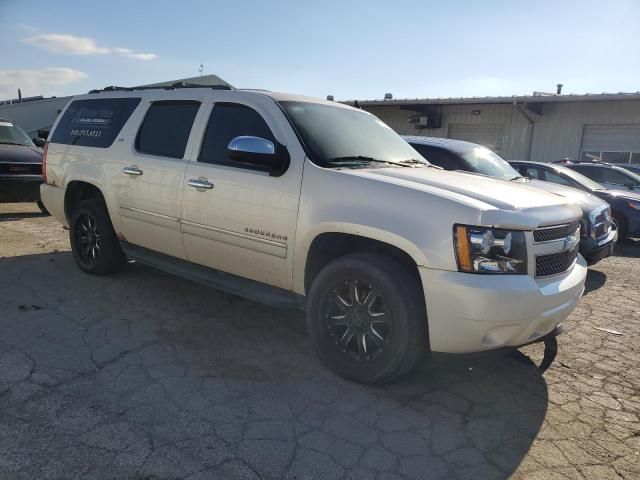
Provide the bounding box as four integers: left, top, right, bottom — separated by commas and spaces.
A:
187, 178, 214, 189
122, 166, 143, 176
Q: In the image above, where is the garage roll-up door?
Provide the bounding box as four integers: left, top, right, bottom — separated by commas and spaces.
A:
581, 124, 640, 163
448, 124, 504, 152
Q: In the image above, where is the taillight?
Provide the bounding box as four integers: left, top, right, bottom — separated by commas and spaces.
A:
42, 142, 48, 184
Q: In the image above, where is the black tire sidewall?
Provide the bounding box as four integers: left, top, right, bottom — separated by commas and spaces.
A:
306, 255, 424, 384
70, 199, 124, 275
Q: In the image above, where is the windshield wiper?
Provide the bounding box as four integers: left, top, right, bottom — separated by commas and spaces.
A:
508, 175, 525, 182
326, 156, 414, 168
0, 140, 28, 146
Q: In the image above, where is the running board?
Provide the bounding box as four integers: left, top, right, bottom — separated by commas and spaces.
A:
120, 242, 304, 310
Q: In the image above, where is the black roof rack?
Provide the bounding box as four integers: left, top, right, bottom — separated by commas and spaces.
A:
88, 82, 233, 94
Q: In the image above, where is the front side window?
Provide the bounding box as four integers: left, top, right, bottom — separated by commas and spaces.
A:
603, 167, 640, 186
51, 98, 141, 148
199, 103, 276, 168
0, 120, 33, 147
279, 101, 426, 168
136, 101, 200, 159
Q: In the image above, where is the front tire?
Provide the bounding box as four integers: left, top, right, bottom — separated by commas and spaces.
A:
36, 199, 50, 215
69, 198, 125, 275
612, 213, 627, 241
306, 253, 427, 384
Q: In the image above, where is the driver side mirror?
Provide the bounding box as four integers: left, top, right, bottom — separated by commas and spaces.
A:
32, 137, 46, 148
227, 136, 289, 176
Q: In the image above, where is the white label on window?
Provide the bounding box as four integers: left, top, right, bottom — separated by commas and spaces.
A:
0, 121, 14, 127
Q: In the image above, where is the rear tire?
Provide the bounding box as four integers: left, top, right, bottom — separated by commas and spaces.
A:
306, 253, 427, 384
69, 198, 125, 275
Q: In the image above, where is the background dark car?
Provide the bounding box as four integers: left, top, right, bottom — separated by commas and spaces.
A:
555, 160, 640, 194
511, 161, 640, 241
613, 164, 640, 175
404, 136, 617, 264
0, 118, 48, 213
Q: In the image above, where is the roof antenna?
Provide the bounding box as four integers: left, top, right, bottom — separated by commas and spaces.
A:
198, 62, 204, 77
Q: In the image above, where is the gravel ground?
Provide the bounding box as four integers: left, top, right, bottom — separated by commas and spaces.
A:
0, 202, 639, 480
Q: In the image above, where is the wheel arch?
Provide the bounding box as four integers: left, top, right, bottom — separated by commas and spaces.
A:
300, 228, 426, 300
64, 180, 107, 223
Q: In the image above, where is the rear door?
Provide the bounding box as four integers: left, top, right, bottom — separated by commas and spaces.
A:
180, 94, 303, 290
115, 96, 203, 259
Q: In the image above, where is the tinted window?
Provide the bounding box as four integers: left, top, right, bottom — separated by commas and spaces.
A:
51, 98, 141, 148
571, 165, 603, 182
522, 167, 543, 180
199, 103, 275, 167
136, 101, 200, 159
411, 144, 461, 170
601, 167, 640, 186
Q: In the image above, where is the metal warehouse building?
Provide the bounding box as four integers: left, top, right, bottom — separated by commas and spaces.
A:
354, 92, 640, 164
0, 74, 231, 138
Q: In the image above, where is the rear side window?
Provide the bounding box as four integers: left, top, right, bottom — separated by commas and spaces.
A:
50, 98, 141, 148
199, 103, 275, 167
136, 101, 200, 159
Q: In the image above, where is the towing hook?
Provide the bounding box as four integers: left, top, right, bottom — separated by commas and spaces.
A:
538, 335, 558, 372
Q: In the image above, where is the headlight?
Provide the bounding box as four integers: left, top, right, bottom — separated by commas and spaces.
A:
627, 201, 640, 211
454, 225, 528, 274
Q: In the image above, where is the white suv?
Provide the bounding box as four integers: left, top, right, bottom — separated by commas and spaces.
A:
41, 85, 587, 383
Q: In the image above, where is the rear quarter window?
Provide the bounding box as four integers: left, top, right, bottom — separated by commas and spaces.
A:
50, 98, 141, 148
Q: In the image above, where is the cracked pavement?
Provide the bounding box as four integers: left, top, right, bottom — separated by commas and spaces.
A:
0, 203, 639, 480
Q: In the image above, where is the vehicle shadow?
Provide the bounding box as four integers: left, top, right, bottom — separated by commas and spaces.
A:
614, 237, 640, 258
0, 211, 47, 222
584, 269, 606, 295
0, 252, 548, 479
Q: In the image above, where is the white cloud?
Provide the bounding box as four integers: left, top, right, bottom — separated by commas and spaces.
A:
24, 34, 110, 55
23, 32, 156, 61
113, 48, 157, 61
0, 68, 88, 99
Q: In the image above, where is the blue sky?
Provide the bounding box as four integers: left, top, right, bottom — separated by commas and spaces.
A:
1, 0, 638, 101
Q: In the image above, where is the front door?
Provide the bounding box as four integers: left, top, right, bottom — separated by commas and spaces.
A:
181, 96, 303, 290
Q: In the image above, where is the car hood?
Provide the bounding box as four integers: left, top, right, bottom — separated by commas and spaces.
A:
527, 179, 606, 213
0, 144, 43, 163
344, 167, 574, 210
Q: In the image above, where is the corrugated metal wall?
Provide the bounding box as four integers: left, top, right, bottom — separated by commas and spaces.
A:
530, 100, 640, 161
365, 99, 640, 162
0, 96, 71, 136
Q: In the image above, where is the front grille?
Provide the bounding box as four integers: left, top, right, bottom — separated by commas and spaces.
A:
0, 163, 42, 175
593, 210, 609, 240
533, 220, 580, 243
536, 249, 578, 277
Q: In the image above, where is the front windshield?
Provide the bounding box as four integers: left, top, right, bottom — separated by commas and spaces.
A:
555, 165, 605, 190
279, 101, 427, 167
0, 120, 34, 147
458, 145, 520, 180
